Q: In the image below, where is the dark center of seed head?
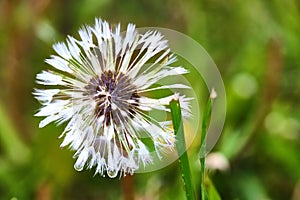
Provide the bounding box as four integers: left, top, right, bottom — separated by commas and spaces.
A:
84, 70, 140, 126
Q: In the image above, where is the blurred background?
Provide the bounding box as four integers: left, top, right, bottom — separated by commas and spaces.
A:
0, 0, 300, 199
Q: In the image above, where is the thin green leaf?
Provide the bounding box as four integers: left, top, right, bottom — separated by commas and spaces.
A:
206, 177, 221, 200
170, 99, 195, 200
200, 88, 217, 200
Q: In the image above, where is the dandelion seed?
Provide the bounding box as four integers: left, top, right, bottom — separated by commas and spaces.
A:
34, 18, 191, 178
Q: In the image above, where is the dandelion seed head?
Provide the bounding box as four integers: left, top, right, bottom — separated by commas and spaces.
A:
34, 18, 191, 178
83, 70, 139, 126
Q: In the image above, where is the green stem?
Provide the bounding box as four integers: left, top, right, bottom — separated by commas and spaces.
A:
200, 89, 216, 200
170, 99, 195, 200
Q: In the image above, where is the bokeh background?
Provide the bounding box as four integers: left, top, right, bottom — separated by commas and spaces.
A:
1, 0, 300, 199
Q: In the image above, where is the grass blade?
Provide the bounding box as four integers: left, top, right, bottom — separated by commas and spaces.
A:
200, 89, 217, 200
170, 98, 195, 200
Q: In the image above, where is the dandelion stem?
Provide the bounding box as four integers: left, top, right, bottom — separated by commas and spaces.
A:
121, 175, 134, 200
170, 99, 195, 200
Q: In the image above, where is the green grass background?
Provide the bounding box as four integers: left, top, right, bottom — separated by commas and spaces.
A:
0, 0, 300, 199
